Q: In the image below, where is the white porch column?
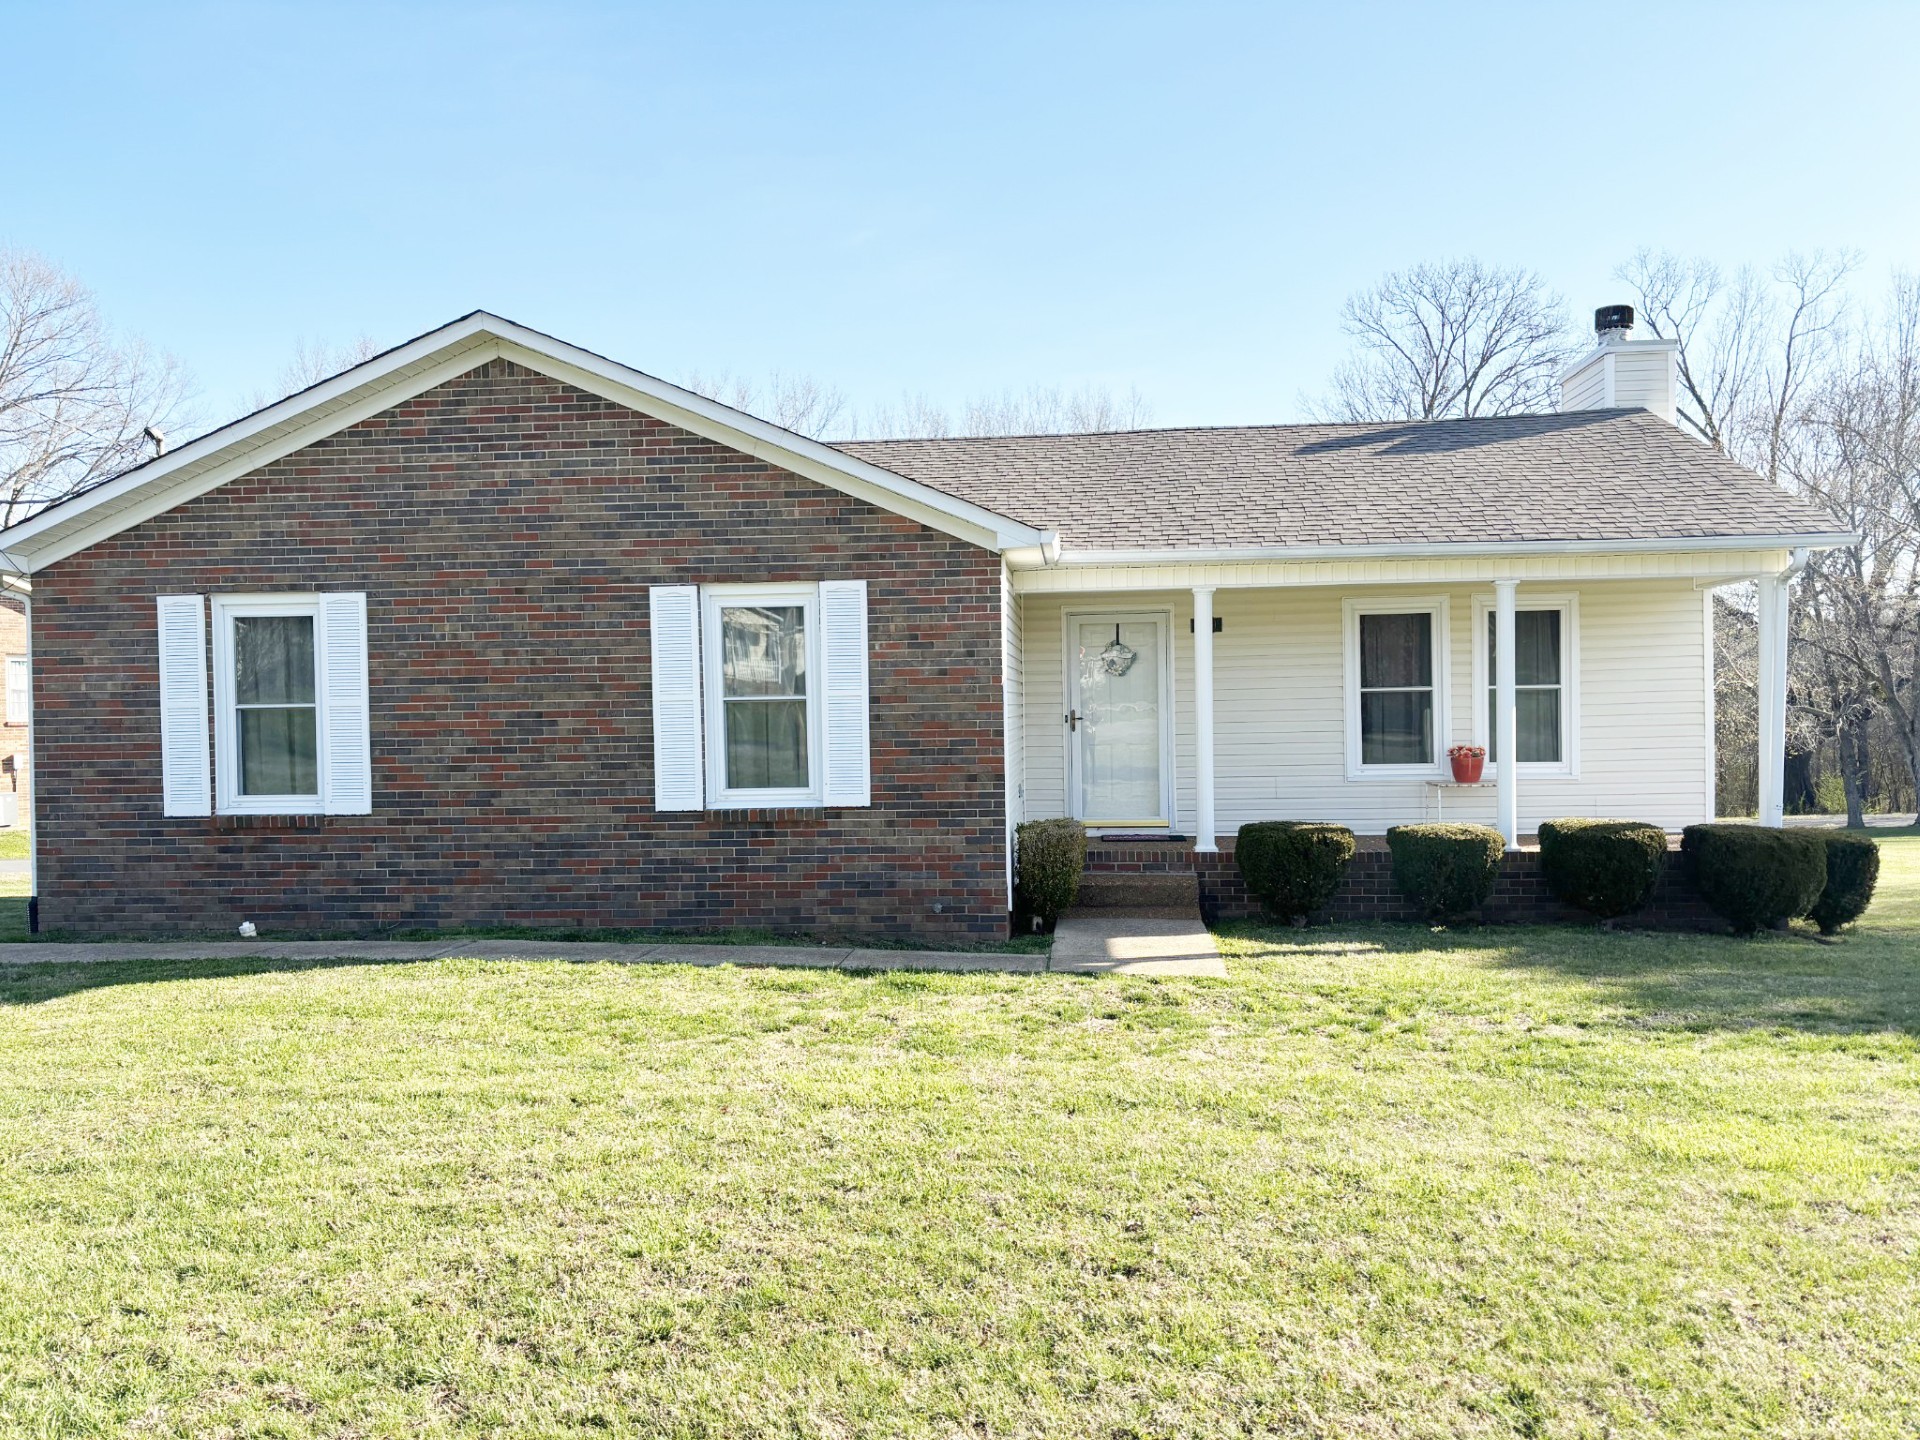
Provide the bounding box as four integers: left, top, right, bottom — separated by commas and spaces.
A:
1757, 573, 1788, 827
1193, 586, 1217, 853
1493, 579, 1520, 851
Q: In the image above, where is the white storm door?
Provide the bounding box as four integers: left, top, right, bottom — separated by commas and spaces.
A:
1065, 612, 1172, 827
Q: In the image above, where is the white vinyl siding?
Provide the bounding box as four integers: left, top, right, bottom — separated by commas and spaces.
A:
1015, 580, 1711, 835
1611, 346, 1676, 416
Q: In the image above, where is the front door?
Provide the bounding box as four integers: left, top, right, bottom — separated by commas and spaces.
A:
1066, 612, 1171, 828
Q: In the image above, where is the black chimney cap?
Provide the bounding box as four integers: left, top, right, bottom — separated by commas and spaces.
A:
1594, 304, 1635, 335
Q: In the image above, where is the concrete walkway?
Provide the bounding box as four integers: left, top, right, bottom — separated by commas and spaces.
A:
0, 923, 1228, 979
1048, 910, 1227, 977
0, 936, 1048, 974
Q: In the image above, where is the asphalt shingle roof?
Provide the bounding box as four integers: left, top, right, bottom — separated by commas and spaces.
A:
836, 408, 1844, 551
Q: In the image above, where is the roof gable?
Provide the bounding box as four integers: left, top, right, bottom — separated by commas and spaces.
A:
0, 312, 1051, 574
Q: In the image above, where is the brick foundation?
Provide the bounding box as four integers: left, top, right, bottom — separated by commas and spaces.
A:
1089, 838, 1724, 929
30, 360, 1009, 942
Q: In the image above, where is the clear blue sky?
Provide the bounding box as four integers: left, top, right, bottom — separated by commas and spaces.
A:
8, 1, 1918, 432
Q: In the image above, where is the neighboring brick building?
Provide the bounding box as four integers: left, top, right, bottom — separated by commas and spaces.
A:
0, 310, 1851, 942
0, 592, 28, 829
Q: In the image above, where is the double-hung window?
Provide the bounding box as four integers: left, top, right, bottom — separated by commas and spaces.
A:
178, 592, 373, 817
1344, 597, 1449, 777
213, 597, 324, 812
4, 657, 27, 725
650, 580, 871, 812
1474, 595, 1577, 774
701, 585, 820, 806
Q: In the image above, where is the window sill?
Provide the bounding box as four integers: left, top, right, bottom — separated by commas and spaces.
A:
211, 813, 331, 831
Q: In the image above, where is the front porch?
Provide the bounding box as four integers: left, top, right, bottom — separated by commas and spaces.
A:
1008, 546, 1805, 862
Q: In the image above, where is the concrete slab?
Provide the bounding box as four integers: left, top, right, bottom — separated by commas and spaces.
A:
1048, 911, 1227, 977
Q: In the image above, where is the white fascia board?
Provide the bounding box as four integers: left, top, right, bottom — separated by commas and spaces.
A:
0, 318, 505, 573
0, 311, 1044, 574
1026, 532, 1860, 570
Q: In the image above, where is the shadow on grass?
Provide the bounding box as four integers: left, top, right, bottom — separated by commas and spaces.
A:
1217, 917, 1920, 1037
0, 953, 436, 1008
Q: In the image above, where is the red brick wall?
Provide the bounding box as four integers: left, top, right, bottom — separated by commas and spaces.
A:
29, 359, 1008, 940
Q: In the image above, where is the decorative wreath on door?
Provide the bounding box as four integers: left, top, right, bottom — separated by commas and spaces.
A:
1098, 624, 1137, 677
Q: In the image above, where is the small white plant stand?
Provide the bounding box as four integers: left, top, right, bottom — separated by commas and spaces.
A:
1424, 779, 1495, 822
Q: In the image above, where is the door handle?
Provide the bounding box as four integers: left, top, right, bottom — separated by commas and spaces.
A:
1066, 710, 1083, 731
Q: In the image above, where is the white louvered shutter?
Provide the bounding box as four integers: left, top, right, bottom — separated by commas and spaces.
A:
157, 595, 212, 817
818, 580, 872, 807
649, 585, 704, 810
318, 592, 373, 815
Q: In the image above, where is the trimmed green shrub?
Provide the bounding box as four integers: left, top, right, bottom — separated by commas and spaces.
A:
1014, 818, 1087, 928
1805, 831, 1880, 935
1386, 823, 1505, 921
1537, 818, 1668, 919
1235, 821, 1357, 920
1681, 824, 1827, 935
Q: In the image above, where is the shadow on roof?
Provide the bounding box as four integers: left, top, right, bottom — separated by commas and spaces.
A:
1293, 408, 1636, 457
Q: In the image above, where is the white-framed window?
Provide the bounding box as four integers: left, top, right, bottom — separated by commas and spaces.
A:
1343, 596, 1450, 779
201, 592, 372, 817
649, 580, 871, 812
1473, 593, 1579, 777
4, 656, 27, 726
700, 583, 822, 808
213, 596, 323, 813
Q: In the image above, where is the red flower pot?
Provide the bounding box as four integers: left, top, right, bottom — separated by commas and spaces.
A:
1450, 753, 1484, 783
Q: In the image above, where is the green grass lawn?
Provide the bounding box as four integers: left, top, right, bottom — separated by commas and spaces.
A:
1, 840, 1916, 1437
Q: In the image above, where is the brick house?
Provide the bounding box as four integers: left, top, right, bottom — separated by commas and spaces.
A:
0, 311, 1849, 939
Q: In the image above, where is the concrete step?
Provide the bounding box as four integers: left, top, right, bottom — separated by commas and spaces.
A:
1074, 871, 1199, 909
1050, 909, 1226, 977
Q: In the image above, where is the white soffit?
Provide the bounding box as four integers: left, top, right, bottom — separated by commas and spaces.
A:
0, 312, 1048, 573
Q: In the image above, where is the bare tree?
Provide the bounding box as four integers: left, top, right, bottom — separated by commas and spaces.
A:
1792, 274, 1920, 816
852, 383, 1152, 440
847, 391, 953, 440
685, 371, 1154, 442
1615, 248, 1854, 478
0, 248, 191, 527
1312, 258, 1576, 422
239, 335, 383, 415
680, 369, 848, 439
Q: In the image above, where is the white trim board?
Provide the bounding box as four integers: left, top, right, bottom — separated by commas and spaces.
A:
0, 313, 1051, 573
